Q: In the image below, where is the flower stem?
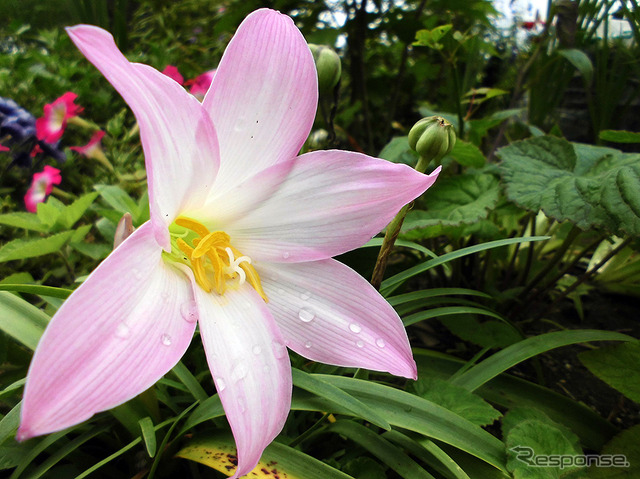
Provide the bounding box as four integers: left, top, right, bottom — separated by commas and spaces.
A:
370, 154, 430, 290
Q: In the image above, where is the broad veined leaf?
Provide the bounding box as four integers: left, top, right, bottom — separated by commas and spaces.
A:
449, 141, 486, 168
403, 173, 500, 230
579, 341, 640, 403
411, 377, 502, 427
176, 432, 353, 478
58, 192, 99, 229
498, 136, 640, 236
506, 419, 583, 479
588, 425, 639, 478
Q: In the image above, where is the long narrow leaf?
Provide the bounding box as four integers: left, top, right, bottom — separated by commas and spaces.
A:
0, 284, 73, 299
388, 288, 491, 307
292, 368, 391, 430
0, 291, 48, 350
402, 306, 507, 327
171, 361, 208, 403
380, 236, 549, 296
326, 421, 436, 479
450, 330, 634, 392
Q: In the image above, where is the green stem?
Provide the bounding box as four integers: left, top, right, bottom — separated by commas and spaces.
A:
370, 154, 430, 290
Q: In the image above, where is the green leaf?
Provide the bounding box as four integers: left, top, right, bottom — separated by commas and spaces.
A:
498, 136, 640, 236
412, 377, 501, 427
0, 291, 48, 349
414, 350, 617, 451
0, 284, 72, 299
315, 376, 507, 472
599, 130, 640, 144
414, 25, 453, 49
0, 402, 21, 445
0, 230, 74, 263
440, 315, 522, 349
559, 49, 594, 84
36, 197, 64, 229
59, 192, 98, 228
506, 419, 583, 478
326, 421, 436, 479
502, 408, 581, 449
292, 368, 391, 430
94, 184, 142, 224
0, 212, 47, 232
450, 330, 634, 392
176, 431, 353, 478
70, 223, 92, 244
186, 376, 508, 472
379, 136, 419, 166
388, 288, 492, 307
139, 417, 157, 457
344, 457, 387, 479
380, 236, 549, 296
587, 425, 639, 478
403, 173, 499, 231
578, 341, 640, 403
449, 141, 486, 168
170, 361, 208, 403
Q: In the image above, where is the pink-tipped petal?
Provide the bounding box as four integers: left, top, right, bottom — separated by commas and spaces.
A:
18, 222, 197, 440
227, 151, 441, 263
194, 284, 292, 478
259, 259, 417, 379
66, 26, 219, 248
203, 8, 317, 193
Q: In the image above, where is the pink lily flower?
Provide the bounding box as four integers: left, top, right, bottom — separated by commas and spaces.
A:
24, 165, 62, 212
18, 9, 440, 477
35, 92, 83, 143
70, 130, 105, 158
161, 65, 184, 85
186, 69, 216, 101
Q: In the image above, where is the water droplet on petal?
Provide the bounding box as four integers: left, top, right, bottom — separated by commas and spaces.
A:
252, 345, 262, 355
263, 365, 271, 373
237, 397, 247, 413
282, 252, 290, 259
161, 334, 172, 346
216, 377, 227, 392
300, 291, 311, 301
269, 272, 279, 281
231, 362, 248, 382
356, 340, 364, 348
115, 323, 130, 339
272, 340, 287, 359
304, 340, 312, 348
180, 301, 198, 323
298, 307, 315, 323
376, 338, 386, 348
132, 268, 143, 280
277, 288, 285, 295
349, 323, 362, 334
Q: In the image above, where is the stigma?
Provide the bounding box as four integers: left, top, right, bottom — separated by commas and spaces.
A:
169, 217, 268, 302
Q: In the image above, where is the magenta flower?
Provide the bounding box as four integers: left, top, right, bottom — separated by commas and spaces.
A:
70, 130, 105, 159
186, 69, 216, 101
35, 92, 83, 143
18, 9, 440, 477
161, 65, 184, 85
24, 165, 62, 212
0, 144, 9, 152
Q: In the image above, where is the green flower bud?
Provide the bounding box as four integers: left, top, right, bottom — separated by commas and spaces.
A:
309, 44, 342, 96
408, 116, 456, 163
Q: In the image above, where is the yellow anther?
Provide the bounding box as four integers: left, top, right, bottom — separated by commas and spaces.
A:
192, 231, 231, 259
175, 217, 210, 237
171, 217, 268, 302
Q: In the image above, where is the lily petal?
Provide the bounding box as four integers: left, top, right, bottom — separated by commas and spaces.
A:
227, 151, 441, 262
66, 26, 220, 248
194, 284, 292, 478
259, 259, 417, 379
18, 222, 197, 440
203, 8, 317, 193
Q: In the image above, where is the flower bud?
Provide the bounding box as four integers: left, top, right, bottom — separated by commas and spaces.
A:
309, 44, 342, 96
408, 116, 456, 163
